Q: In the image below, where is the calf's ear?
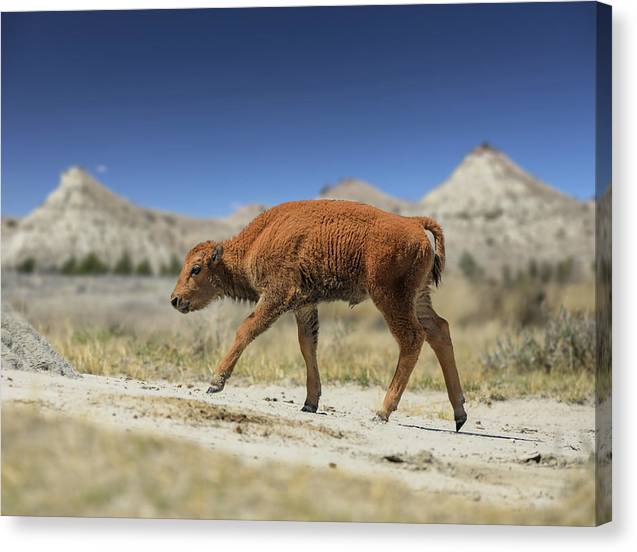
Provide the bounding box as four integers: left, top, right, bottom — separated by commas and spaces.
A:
209, 244, 224, 266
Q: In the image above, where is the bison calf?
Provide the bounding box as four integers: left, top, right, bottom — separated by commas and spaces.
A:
170, 200, 467, 430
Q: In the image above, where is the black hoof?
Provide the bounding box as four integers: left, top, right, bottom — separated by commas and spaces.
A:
372, 412, 389, 423
455, 414, 467, 432
207, 382, 225, 394
301, 403, 318, 413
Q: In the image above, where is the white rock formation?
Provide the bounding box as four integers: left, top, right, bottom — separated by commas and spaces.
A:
1, 167, 236, 273
319, 178, 411, 213
416, 143, 595, 277
1, 146, 595, 279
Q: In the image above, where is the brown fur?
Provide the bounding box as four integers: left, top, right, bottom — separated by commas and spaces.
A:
171, 200, 466, 429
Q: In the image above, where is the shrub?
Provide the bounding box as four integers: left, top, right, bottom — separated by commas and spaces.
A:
135, 259, 153, 276
539, 262, 553, 283
544, 308, 595, 373
483, 208, 503, 221
458, 251, 484, 281
501, 265, 513, 287
61, 257, 78, 275
510, 284, 547, 327
16, 257, 36, 273
113, 252, 133, 275
77, 253, 109, 275
481, 307, 595, 375
556, 257, 575, 284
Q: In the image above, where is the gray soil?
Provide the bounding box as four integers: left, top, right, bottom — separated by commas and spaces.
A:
1, 368, 595, 509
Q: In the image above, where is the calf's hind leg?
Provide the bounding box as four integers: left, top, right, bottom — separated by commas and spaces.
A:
372, 294, 426, 422
295, 305, 321, 413
415, 289, 467, 431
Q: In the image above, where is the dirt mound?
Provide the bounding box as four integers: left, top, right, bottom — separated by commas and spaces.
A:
1, 309, 78, 377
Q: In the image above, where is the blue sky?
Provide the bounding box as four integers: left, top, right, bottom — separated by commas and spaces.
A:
2, 3, 607, 218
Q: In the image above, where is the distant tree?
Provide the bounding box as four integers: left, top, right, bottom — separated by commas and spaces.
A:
61, 257, 78, 275
113, 251, 133, 275
556, 257, 575, 284
458, 251, 484, 281
78, 253, 108, 275
160, 255, 182, 276
135, 259, 153, 276
16, 257, 36, 274
539, 262, 553, 284
528, 259, 539, 280
501, 265, 513, 287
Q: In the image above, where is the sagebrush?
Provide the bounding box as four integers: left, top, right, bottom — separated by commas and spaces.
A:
481, 307, 595, 375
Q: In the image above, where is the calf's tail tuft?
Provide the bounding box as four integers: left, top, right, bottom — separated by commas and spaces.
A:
415, 216, 446, 287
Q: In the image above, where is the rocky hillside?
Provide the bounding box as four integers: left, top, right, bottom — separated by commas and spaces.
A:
416, 143, 595, 278
1, 146, 595, 278
319, 178, 411, 213
1, 167, 236, 273
1, 216, 20, 243
222, 203, 268, 227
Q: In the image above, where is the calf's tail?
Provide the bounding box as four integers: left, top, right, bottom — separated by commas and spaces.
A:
414, 216, 446, 287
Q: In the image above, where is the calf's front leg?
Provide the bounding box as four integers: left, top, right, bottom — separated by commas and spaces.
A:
207, 297, 284, 394
295, 305, 321, 412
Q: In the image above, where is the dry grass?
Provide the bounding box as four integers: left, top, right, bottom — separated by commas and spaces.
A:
1, 404, 595, 525
8, 273, 595, 403
47, 320, 594, 403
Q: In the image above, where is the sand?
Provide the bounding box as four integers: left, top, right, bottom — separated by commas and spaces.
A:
1, 368, 595, 509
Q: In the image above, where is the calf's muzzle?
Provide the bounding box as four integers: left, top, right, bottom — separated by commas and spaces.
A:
170, 294, 190, 313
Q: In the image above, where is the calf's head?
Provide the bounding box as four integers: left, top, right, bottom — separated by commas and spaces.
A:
170, 240, 224, 313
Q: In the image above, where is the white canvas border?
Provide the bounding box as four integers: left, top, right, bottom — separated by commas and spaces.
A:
0, 0, 633, 550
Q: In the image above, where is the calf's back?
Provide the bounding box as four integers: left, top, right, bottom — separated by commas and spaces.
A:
235, 200, 433, 303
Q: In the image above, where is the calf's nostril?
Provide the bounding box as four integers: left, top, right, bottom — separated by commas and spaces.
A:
171, 296, 179, 308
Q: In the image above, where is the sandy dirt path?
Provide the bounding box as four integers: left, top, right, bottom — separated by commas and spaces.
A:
1, 369, 594, 509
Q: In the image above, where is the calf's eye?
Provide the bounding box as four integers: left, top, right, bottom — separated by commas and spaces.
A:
191, 265, 201, 276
